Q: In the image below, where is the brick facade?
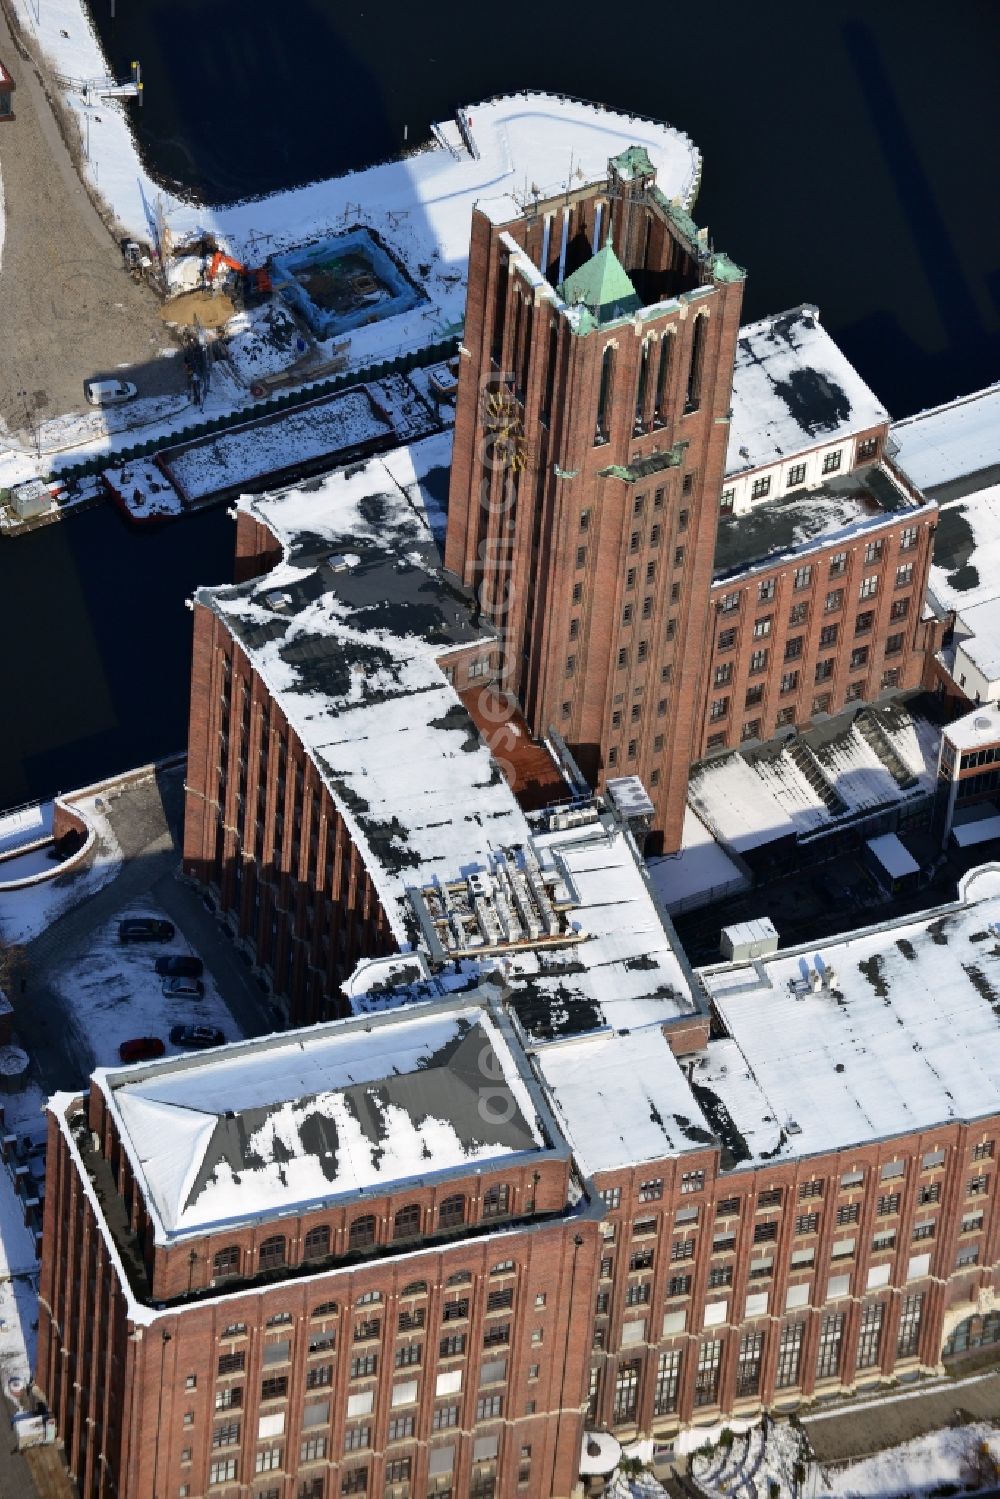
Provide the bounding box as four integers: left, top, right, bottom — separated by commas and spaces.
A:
182, 603, 398, 1027
700, 481, 936, 757
445, 162, 745, 856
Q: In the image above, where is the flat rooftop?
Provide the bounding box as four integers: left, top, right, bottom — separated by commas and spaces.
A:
695, 865, 1000, 1163
726, 305, 889, 478
944, 703, 1000, 755
98, 998, 553, 1243
713, 465, 915, 582
197, 433, 532, 943
350, 809, 702, 1042
535, 1029, 714, 1175
689, 703, 940, 854
891, 381, 1000, 502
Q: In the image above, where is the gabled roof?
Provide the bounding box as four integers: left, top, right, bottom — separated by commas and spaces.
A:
559, 244, 641, 326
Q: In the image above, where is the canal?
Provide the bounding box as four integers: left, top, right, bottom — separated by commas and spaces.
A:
1, 0, 998, 811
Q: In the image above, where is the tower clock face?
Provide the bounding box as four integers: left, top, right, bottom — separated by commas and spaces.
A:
482, 387, 528, 471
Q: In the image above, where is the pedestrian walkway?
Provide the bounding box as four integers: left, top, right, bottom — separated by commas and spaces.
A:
802, 1368, 1000, 1465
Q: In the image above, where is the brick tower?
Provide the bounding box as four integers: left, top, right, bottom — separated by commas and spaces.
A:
445, 147, 745, 853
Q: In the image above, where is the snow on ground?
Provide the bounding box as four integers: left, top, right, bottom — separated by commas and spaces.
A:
828, 1423, 1000, 1498
48, 899, 241, 1074
224, 302, 309, 385
0, 1081, 49, 1395
372, 373, 436, 442
6, 0, 700, 486
0, 793, 122, 947
690, 1420, 810, 1499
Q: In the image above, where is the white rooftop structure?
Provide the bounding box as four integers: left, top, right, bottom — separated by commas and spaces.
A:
646, 806, 750, 916
536, 1029, 714, 1175
695, 865, 1000, 1163
726, 305, 889, 478
97, 999, 553, 1244
944, 704, 1000, 754
866, 832, 920, 881
891, 382, 1000, 495
199, 434, 532, 943
951, 809, 1000, 848
953, 598, 1000, 690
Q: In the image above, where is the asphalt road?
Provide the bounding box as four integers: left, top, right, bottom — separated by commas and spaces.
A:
0, 0, 185, 439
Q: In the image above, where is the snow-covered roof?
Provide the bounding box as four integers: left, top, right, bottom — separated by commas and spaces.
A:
713, 465, 922, 582
726, 306, 889, 478
891, 382, 1000, 495
350, 811, 702, 1041
99, 997, 554, 1243
536, 1029, 714, 1174
502, 816, 700, 1039
928, 480, 1000, 616
198, 434, 531, 942
689, 706, 940, 854
866, 832, 919, 879
956, 598, 1000, 683
646, 807, 748, 914
695, 865, 1000, 1164
944, 704, 1000, 754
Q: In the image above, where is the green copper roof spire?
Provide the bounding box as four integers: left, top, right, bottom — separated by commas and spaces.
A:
559, 243, 642, 327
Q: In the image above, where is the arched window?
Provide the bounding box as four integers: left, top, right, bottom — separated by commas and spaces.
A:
482, 1183, 510, 1219
654, 335, 672, 425
438, 1193, 466, 1230
393, 1204, 421, 1241
258, 1235, 285, 1272
685, 315, 707, 414
595, 344, 615, 445
311, 1301, 338, 1319
349, 1214, 377, 1251
213, 1245, 240, 1279
401, 1281, 427, 1298
447, 1270, 471, 1287
303, 1224, 331, 1260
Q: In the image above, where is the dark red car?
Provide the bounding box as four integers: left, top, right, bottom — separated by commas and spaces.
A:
118, 1037, 165, 1064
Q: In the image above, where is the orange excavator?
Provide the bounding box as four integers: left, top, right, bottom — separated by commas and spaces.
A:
206, 250, 272, 295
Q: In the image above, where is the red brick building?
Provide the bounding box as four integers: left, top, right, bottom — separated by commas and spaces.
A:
37, 995, 602, 1499
445, 147, 746, 855
38, 875, 1000, 1495
181, 454, 526, 1029
698, 459, 936, 758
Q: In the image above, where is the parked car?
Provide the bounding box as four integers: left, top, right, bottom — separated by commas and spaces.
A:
83, 377, 137, 407
155, 955, 204, 979
162, 976, 205, 999
169, 1025, 225, 1050
119, 918, 175, 944
118, 1037, 165, 1064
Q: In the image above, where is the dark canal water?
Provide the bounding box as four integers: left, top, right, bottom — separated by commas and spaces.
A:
2, 0, 999, 810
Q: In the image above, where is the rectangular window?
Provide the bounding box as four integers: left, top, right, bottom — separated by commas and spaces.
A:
815, 659, 834, 683
475, 1394, 503, 1421
720, 488, 735, 513
816, 1313, 845, 1380
822, 450, 842, 474
653, 1350, 681, 1416
865, 539, 884, 564
973, 1141, 995, 1161
775, 1321, 804, 1389
795, 1213, 819, 1235
674, 546, 685, 568
829, 553, 848, 577
758, 578, 776, 603
890, 597, 910, 622
825, 588, 844, 613
877, 1193, 901, 1216
613, 1360, 640, 1423
787, 462, 807, 487
694, 1341, 723, 1408
856, 1302, 885, 1370
718, 629, 737, 654
896, 563, 914, 587
710, 697, 729, 722
600, 1187, 621, 1210
720, 591, 741, 613
742, 719, 761, 743
897, 1293, 924, 1357
736, 1331, 764, 1398
793, 565, 812, 591
836, 1203, 860, 1225
859, 575, 878, 599
260, 1377, 288, 1401
750, 649, 768, 674
714, 662, 733, 688
745, 685, 764, 709
819, 624, 838, 647
667, 1275, 692, 1297
855, 610, 875, 635
708, 1265, 733, 1288
781, 671, 799, 694
789, 601, 808, 626
919, 1182, 941, 1205
967, 1175, 989, 1195
850, 646, 869, 670
209, 1459, 238, 1485
752, 477, 771, 500
639, 1179, 663, 1202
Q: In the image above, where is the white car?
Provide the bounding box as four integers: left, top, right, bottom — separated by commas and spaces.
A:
84, 377, 138, 407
